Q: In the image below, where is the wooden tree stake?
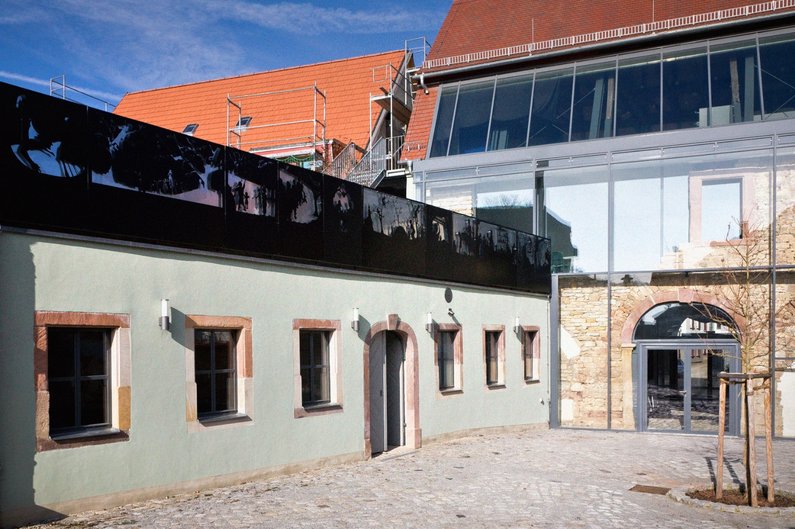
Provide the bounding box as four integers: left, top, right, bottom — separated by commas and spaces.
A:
716, 378, 727, 500
746, 379, 758, 507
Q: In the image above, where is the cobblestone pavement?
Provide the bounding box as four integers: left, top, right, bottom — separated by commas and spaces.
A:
27, 429, 795, 528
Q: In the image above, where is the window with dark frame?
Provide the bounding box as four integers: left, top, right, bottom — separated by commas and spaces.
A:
300, 330, 330, 406
47, 327, 111, 435
182, 123, 198, 135
236, 116, 252, 129
194, 329, 237, 418
523, 329, 539, 381
438, 330, 456, 390
485, 330, 501, 385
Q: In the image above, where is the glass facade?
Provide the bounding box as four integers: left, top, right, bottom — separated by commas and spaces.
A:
428, 29, 795, 157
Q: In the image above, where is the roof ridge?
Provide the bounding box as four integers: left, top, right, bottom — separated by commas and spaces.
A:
122, 49, 405, 98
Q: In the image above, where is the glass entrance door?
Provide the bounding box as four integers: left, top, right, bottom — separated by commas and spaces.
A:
640, 342, 739, 434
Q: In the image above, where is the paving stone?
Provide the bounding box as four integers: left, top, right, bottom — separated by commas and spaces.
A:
25, 429, 795, 528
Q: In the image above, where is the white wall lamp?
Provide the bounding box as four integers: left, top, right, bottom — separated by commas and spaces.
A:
513, 316, 521, 334
159, 298, 170, 331
426, 312, 433, 333
351, 307, 360, 332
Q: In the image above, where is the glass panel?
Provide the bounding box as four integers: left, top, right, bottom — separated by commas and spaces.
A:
616, 55, 661, 136
473, 172, 534, 233
299, 330, 311, 367
632, 302, 736, 340
214, 331, 235, 371
759, 34, 795, 120
701, 180, 741, 242
571, 62, 616, 141
48, 380, 75, 431
452, 214, 478, 257
647, 349, 685, 431
488, 75, 532, 150
300, 368, 311, 404
662, 48, 708, 131
195, 331, 211, 372
429, 86, 458, 157
89, 111, 224, 206
529, 69, 573, 146
196, 374, 211, 414
312, 366, 330, 403
523, 331, 536, 379
48, 328, 75, 378
80, 379, 107, 426
612, 159, 688, 271
485, 331, 499, 384
448, 81, 494, 156
214, 372, 235, 413
690, 349, 731, 433
79, 330, 107, 376
710, 39, 762, 125
559, 275, 608, 428
542, 164, 608, 273
776, 146, 795, 266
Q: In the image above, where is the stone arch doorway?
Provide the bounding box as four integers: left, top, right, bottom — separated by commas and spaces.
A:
363, 315, 421, 456
630, 300, 741, 435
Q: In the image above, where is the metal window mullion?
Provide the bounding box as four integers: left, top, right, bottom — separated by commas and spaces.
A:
526, 72, 536, 147
446, 85, 461, 156
771, 137, 778, 436
756, 34, 766, 118
658, 54, 664, 133
706, 43, 713, 127
612, 61, 619, 137
568, 65, 577, 142
485, 78, 497, 151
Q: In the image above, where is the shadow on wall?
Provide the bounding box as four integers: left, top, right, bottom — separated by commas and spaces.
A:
0, 236, 63, 527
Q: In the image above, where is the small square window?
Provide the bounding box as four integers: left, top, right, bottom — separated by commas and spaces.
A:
435, 324, 463, 393
293, 319, 342, 417
483, 326, 505, 387
522, 327, 541, 382
236, 116, 252, 129
182, 123, 198, 135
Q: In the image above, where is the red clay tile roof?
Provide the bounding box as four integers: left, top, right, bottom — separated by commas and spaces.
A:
114, 50, 407, 153
425, 0, 795, 72
402, 87, 437, 162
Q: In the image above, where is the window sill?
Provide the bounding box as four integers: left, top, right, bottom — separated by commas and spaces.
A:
524, 378, 541, 385
294, 403, 343, 418
198, 413, 251, 426
486, 383, 506, 390
439, 388, 463, 396
39, 428, 128, 452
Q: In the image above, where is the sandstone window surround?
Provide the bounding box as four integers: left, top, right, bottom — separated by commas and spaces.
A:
435, 323, 463, 394
521, 326, 541, 383
293, 319, 343, 418
34, 311, 131, 451
185, 315, 253, 430
483, 325, 506, 389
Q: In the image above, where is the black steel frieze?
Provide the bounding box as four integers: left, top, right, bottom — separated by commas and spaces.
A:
0, 82, 551, 294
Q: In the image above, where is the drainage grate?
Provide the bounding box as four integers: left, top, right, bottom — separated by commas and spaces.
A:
629, 484, 671, 495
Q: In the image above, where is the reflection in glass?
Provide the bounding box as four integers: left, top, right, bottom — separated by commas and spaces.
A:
690, 349, 731, 433
710, 39, 761, 125
542, 165, 608, 273
571, 62, 616, 141
616, 56, 661, 136
612, 160, 688, 271
452, 214, 478, 256
529, 69, 573, 146
759, 35, 795, 120
647, 349, 685, 431
429, 86, 458, 157
662, 48, 708, 131
488, 75, 532, 151
701, 179, 741, 242
448, 81, 494, 156
776, 146, 795, 266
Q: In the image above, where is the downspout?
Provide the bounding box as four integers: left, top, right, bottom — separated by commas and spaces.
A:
419, 72, 429, 95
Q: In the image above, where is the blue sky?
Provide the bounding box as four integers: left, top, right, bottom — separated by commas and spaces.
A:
0, 0, 448, 108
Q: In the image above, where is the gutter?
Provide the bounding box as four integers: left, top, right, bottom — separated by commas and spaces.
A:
413, 10, 795, 83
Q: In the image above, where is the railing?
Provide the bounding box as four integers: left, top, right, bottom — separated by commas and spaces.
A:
327, 142, 358, 180
0, 81, 551, 294
348, 136, 406, 186
424, 0, 795, 70
372, 63, 412, 110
